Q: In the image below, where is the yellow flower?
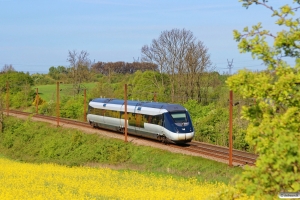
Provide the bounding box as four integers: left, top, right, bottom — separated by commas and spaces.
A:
0, 158, 250, 200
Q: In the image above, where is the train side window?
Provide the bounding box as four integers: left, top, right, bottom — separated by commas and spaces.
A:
158, 114, 163, 126
105, 110, 110, 117
120, 112, 134, 119
106, 110, 118, 118
94, 108, 104, 116
148, 115, 152, 123
106, 110, 116, 118
94, 108, 99, 115
150, 115, 162, 125
100, 109, 103, 116
88, 106, 94, 114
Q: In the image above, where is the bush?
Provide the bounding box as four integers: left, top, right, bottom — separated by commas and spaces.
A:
10, 90, 34, 109
38, 100, 56, 116
60, 97, 85, 120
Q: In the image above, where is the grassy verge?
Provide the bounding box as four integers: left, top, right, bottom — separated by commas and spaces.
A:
0, 116, 243, 183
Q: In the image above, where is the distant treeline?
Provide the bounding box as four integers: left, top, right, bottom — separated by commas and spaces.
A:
91, 61, 158, 75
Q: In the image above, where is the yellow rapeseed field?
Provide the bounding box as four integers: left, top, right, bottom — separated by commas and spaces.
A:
0, 158, 251, 200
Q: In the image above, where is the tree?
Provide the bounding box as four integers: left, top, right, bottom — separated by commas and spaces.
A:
0, 71, 33, 94
67, 50, 91, 96
0, 94, 3, 132
31, 73, 56, 85
48, 66, 68, 81
130, 70, 170, 102
141, 28, 214, 103
1, 64, 15, 73
226, 1, 300, 198
91, 61, 158, 75
0, 71, 34, 108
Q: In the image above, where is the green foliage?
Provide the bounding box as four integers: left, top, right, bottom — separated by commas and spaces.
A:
183, 99, 249, 150
0, 71, 33, 93
0, 71, 34, 108
184, 99, 212, 119
60, 96, 84, 120
90, 73, 133, 99
38, 100, 56, 116
1, 117, 132, 165
1, 118, 34, 150
48, 66, 68, 81
228, 66, 300, 197
228, 0, 300, 198
130, 70, 171, 102
1, 130, 14, 148
193, 105, 227, 143
10, 89, 35, 109
235, 1, 300, 66
31, 73, 56, 85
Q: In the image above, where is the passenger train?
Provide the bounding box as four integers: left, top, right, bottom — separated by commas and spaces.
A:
87, 98, 194, 144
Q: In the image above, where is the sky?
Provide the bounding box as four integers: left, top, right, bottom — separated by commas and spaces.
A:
0, 0, 297, 74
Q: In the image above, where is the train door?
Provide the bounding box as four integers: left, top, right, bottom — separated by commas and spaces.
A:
158, 109, 165, 137
120, 104, 127, 132
134, 105, 144, 136
102, 104, 106, 126
119, 105, 124, 130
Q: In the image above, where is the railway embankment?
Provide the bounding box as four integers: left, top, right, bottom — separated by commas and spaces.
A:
0, 115, 243, 184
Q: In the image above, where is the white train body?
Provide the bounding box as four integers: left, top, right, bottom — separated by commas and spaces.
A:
87, 98, 194, 144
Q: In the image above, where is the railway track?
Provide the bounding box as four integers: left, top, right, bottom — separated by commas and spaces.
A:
7, 110, 91, 128
5, 109, 258, 166
172, 141, 257, 166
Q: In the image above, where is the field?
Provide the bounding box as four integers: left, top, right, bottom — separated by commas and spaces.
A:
34, 83, 97, 101
0, 157, 242, 200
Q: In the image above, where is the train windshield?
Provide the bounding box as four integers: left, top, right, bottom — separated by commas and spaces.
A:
170, 112, 187, 123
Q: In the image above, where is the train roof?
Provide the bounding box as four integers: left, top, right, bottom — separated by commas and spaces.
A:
90, 98, 186, 112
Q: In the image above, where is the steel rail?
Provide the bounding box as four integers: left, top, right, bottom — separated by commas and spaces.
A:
183, 143, 256, 166
170, 144, 255, 166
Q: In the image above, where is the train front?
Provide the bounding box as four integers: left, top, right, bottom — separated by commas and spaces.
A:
163, 109, 194, 144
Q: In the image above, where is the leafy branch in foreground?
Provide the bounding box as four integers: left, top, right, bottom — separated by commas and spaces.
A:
227, 0, 300, 199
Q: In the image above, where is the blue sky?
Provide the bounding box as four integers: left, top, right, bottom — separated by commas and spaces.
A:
0, 0, 296, 74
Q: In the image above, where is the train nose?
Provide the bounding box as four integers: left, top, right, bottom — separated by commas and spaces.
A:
177, 132, 194, 141
177, 133, 187, 140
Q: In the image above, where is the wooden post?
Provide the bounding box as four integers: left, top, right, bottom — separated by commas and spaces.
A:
124, 84, 128, 142
36, 88, 39, 114
0, 92, 3, 132
0, 102, 2, 132
84, 89, 87, 122
6, 81, 9, 116
229, 90, 233, 166
56, 82, 60, 127
154, 92, 157, 102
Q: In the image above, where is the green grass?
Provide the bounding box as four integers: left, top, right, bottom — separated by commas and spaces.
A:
0, 116, 243, 184
34, 83, 97, 101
